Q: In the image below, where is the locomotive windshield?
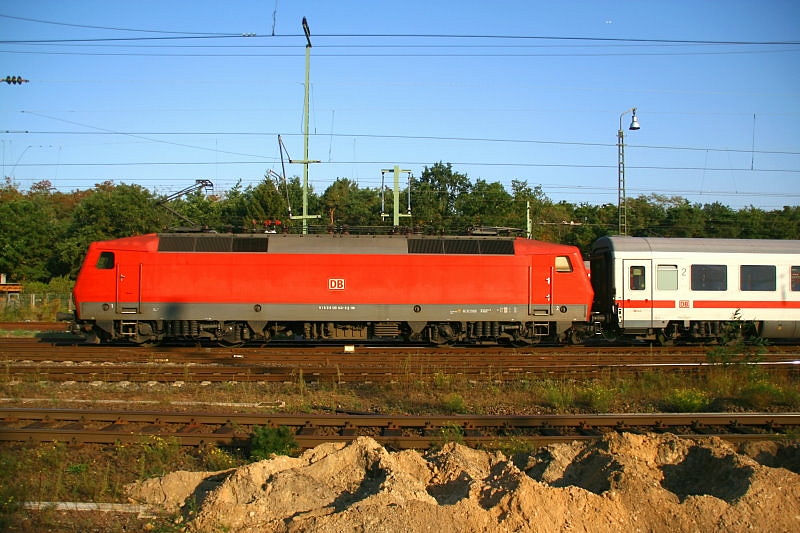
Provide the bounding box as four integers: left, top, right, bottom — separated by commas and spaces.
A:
96, 252, 115, 269
555, 256, 573, 272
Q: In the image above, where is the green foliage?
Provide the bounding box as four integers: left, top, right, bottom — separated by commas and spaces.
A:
662, 388, 710, 412
198, 445, 240, 471
706, 309, 768, 366
136, 436, 183, 478
2, 166, 800, 284
540, 379, 576, 410
438, 423, 465, 445
577, 383, 616, 412
21, 276, 73, 294
739, 380, 798, 410
249, 426, 299, 460
442, 392, 467, 414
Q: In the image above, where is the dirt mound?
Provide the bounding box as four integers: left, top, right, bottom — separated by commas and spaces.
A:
127, 433, 800, 532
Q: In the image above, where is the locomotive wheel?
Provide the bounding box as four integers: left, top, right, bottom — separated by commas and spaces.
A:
513, 336, 540, 347
84, 329, 101, 344
219, 339, 245, 347
134, 339, 160, 347
569, 328, 589, 345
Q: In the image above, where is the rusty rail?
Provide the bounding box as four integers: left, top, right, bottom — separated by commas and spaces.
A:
1, 408, 796, 449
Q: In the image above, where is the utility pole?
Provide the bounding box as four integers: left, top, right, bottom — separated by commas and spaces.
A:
289, 17, 320, 234
617, 107, 640, 236
526, 201, 532, 239
380, 165, 412, 228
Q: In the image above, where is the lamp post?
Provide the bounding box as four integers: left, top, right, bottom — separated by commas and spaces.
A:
617, 107, 640, 236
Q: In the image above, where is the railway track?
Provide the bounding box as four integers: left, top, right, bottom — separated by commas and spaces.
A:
3, 337, 799, 383
4, 359, 799, 384
0, 407, 796, 449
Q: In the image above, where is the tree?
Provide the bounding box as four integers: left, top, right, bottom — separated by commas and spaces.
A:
456, 179, 515, 230
162, 186, 224, 231
55, 182, 163, 277
0, 185, 62, 281
702, 202, 739, 238
321, 178, 382, 229
411, 162, 471, 233
663, 199, 704, 237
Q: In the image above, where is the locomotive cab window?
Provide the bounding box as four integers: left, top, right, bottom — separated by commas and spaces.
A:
740, 265, 776, 291
657, 265, 678, 290
691, 264, 727, 291
629, 266, 646, 290
792, 266, 800, 291
555, 256, 573, 273
96, 252, 115, 270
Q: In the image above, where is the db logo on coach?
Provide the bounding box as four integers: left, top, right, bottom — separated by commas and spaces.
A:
328, 278, 346, 290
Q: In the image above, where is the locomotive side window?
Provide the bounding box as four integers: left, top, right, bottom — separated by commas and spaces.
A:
656, 265, 678, 290
792, 266, 800, 291
629, 266, 646, 290
555, 256, 573, 273
96, 252, 115, 270
691, 264, 727, 291
740, 265, 776, 291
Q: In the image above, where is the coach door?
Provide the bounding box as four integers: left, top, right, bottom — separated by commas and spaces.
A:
116, 262, 142, 314
620, 259, 652, 328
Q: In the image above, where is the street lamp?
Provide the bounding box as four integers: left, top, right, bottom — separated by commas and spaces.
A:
618, 107, 640, 236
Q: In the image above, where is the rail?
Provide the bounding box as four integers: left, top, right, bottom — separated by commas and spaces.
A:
0, 408, 796, 449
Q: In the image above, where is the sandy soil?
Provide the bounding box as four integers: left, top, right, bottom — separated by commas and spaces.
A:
127, 433, 800, 532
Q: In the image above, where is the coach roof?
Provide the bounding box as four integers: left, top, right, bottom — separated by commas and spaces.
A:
592, 236, 800, 255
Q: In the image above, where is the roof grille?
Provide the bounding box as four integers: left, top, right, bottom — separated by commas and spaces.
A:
408, 238, 514, 255
232, 236, 269, 252
158, 234, 269, 252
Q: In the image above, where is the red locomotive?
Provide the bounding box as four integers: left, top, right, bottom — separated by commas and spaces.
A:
68, 232, 593, 345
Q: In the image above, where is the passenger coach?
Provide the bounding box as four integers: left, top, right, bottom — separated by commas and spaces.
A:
590, 236, 800, 343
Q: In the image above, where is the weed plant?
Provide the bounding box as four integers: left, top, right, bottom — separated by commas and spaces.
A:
249, 426, 300, 460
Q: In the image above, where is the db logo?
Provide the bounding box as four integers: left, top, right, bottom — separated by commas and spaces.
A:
328, 278, 346, 290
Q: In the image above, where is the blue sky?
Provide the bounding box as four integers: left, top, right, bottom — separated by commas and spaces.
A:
1, 0, 799, 212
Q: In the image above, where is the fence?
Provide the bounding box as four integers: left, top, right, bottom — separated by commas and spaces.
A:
0, 293, 72, 321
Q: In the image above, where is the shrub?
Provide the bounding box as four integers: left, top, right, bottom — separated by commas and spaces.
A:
442, 393, 467, 414
249, 426, 299, 460
662, 388, 710, 412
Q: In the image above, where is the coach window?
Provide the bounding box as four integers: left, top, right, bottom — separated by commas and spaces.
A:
691, 264, 727, 291
792, 266, 800, 291
657, 264, 678, 290
629, 266, 646, 290
96, 252, 115, 270
740, 265, 776, 291
555, 256, 573, 273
